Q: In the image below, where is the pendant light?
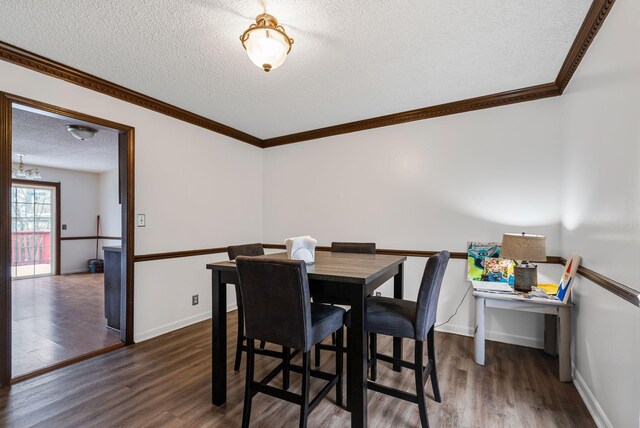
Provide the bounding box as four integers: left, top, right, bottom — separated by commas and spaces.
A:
12, 154, 41, 180
240, 7, 294, 72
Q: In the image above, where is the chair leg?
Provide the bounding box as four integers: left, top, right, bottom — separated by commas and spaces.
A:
427, 327, 441, 403
369, 333, 377, 381
299, 351, 311, 428
330, 304, 337, 345
336, 327, 344, 407
414, 341, 430, 428
234, 304, 244, 371
241, 339, 255, 428
283, 346, 291, 391
259, 341, 266, 349
314, 344, 321, 368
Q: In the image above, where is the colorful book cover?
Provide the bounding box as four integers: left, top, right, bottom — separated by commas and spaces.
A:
557, 255, 581, 304
467, 242, 501, 280
482, 257, 515, 285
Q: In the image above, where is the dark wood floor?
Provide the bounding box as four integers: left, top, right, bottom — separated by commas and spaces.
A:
0, 312, 594, 427
12, 273, 121, 377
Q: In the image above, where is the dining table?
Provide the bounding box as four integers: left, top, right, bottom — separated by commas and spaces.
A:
206, 250, 407, 428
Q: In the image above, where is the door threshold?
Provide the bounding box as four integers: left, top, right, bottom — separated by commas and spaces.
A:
10, 342, 124, 384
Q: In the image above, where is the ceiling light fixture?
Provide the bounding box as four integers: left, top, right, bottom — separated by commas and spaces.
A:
12, 154, 41, 180
66, 125, 99, 141
240, 7, 294, 72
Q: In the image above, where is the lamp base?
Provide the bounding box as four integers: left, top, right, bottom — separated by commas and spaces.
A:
514, 263, 537, 292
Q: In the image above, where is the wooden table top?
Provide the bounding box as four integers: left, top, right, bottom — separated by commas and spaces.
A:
207, 251, 406, 285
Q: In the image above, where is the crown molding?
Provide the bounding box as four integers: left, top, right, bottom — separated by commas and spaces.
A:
555, 0, 616, 93
262, 83, 561, 147
0, 41, 262, 148
0, 0, 615, 148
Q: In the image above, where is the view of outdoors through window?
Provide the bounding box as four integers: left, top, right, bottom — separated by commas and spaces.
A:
11, 184, 54, 278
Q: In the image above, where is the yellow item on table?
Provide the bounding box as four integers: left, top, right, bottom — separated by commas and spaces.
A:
537, 283, 559, 295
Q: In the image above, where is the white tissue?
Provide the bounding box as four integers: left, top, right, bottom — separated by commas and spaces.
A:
284, 236, 317, 264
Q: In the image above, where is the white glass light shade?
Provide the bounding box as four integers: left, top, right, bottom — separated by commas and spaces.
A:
66, 125, 98, 141
244, 28, 290, 72
241, 13, 293, 72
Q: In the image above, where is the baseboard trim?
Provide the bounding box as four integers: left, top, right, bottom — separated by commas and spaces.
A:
435, 323, 543, 349
572, 366, 613, 428
134, 304, 238, 343
61, 269, 90, 275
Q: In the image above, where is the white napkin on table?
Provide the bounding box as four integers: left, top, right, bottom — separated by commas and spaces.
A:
284, 236, 317, 264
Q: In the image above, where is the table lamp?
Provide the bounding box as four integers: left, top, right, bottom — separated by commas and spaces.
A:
500, 233, 547, 292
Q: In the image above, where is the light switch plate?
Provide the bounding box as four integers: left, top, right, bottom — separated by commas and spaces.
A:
137, 214, 146, 227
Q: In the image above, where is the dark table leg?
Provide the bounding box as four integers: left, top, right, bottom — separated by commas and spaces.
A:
347, 286, 367, 428
392, 263, 404, 372
211, 271, 227, 406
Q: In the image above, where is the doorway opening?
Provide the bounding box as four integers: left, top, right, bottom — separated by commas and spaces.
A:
0, 93, 135, 385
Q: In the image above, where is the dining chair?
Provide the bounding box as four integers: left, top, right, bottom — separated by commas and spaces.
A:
330, 242, 377, 255
346, 250, 450, 428
227, 243, 267, 371
314, 241, 376, 367
235, 257, 344, 428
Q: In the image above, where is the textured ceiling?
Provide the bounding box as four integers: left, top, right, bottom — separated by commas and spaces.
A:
12, 107, 119, 173
0, 0, 591, 139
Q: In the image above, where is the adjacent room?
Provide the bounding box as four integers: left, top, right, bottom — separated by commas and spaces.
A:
0, 1, 638, 427
10, 107, 123, 378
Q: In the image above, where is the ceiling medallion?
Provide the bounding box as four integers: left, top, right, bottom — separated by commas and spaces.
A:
240, 10, 294, 72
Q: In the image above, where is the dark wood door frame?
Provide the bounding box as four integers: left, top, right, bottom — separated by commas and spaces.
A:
11, 179, 61, 276
0, 92, 135, 386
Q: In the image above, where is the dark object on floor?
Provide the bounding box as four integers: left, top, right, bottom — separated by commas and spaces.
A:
88, 258, 103, 273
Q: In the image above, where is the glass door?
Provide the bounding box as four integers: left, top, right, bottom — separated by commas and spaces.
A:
11, 183, 56, 278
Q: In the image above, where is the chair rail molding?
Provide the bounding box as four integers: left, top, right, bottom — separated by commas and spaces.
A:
133, 243, 639, 307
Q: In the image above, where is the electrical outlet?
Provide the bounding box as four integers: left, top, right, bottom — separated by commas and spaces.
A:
192, 294, 199, 306
61, 224, 67, 230
375, 292, 382, 297
137, 214, 146, 227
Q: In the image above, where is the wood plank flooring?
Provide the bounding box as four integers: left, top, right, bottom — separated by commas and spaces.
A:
0, 312, 594, 427
12, 273, 121, 377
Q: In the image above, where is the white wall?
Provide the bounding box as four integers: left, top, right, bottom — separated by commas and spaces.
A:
263, 97, 564, 347
559, 1, 640, 426
13, 164, 101, 274
98, 168, 121, 256
1, 59, 264, 342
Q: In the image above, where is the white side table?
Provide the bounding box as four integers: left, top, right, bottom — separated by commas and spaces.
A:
472, 283, 573, 382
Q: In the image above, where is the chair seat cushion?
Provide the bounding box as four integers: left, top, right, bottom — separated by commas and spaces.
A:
310, 303, 345, 348
345, 297, 417, 339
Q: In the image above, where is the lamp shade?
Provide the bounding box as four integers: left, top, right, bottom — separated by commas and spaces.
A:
66, 125, 98, 141
244, 28, 289, 71
500, 233, 547, 262
240, 13, 293, 72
